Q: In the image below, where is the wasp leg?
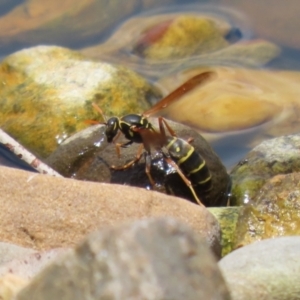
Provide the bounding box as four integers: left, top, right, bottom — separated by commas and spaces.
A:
158, 117, 177, 137
131, 126, 156, 186
163, 156, 204, 207
144, 151, 155, 186
111, 144, 144, 170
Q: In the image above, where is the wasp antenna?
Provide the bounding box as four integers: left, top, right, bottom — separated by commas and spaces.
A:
92, 102, 107, 123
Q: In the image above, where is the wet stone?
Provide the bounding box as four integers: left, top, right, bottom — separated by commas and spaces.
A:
208, 207, 240, 257
230, 133, 300, 205
233, 172, 300, 248
46, 118, 231, 207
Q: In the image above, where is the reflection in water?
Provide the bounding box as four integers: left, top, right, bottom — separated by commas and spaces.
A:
0, 143, 36, 172
0, 0, 25, 17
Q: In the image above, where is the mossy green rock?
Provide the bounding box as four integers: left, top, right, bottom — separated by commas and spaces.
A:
208, 207, 240, 257
0, 46, 160, 158
230, 134, 300, 205
234, 173, 300, 248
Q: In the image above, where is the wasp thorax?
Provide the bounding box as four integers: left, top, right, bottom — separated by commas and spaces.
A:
105, 117, 119, 142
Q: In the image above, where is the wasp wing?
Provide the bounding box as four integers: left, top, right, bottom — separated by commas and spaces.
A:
143, 71, 216, 117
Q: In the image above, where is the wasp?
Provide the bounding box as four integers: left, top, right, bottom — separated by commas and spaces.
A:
91, 71, 216, 206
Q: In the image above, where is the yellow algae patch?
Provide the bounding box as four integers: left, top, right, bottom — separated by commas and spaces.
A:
142, 15, 229, 60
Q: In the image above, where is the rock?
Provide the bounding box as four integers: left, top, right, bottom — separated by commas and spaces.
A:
0, 45, 160, 158
219, 236, 300, 300
233, 173, 300, 248
0, 274, 28, 300
0, 243, 36, 265
0, 166, 221, 257
46, 118, 231, 207
15, 218, 231, 300
0, 248, 69, 279
157, 67, 300, 137
133, 15, 229, 60
208, 207, 240, 257
0, 0, 174, 53
82, 10, 279, 77
230, 133, 300, 205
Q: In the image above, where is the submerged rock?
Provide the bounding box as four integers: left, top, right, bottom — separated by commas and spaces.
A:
133, 15, 229, 60
82, 11, 279, 77
0, 0, 173, 53
0, 45, 160, 158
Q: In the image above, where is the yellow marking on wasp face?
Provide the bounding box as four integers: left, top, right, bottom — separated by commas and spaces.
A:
176, 146, 180, 152
178, 147, 194, 165
188, 160, 205, 175
198, 175, 211, 185
128, 130, 134, 137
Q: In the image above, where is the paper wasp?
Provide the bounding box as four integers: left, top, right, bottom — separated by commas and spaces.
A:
91, 71, 216, 206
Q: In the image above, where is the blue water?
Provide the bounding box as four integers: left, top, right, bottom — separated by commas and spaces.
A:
0, 143, 37, 172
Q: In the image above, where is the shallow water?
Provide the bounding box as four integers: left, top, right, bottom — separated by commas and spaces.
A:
0, 0, 300, 170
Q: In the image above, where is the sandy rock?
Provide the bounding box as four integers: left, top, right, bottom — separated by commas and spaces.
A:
0, 248, 69, 279
0, 243, 36, 265
219, 236, 300, 300
0, 166, 221, 257
0, 274, 28, 300
15, 218, 230, 300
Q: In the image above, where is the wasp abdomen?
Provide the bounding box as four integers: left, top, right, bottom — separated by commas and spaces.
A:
165, 137, 212, 191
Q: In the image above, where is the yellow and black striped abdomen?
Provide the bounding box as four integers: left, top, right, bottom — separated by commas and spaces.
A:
165, 137, 212, 190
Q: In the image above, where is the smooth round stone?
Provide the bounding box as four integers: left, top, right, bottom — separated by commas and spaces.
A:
219, 236, 300, 300
156, 66, 300, 137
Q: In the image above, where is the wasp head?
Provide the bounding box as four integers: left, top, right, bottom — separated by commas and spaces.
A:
105, 117, 119, 143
